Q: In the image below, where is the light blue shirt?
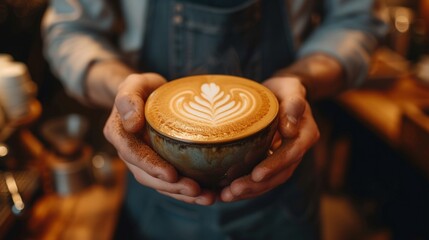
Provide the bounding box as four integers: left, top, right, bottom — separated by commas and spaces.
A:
42, 0, 388, 101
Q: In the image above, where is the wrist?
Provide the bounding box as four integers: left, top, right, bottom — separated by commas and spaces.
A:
274, 53, 345, 100
85, 59, 135, 108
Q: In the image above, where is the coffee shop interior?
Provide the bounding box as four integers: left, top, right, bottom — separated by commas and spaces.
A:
0, 0, 428, 239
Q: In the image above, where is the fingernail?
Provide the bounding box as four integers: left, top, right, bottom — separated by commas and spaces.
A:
253, 174, 264, 182
252, 168, 266, 182
156, 174, 166, 181
223, 197, 233, 202
123, 111, 135, 120
222, 189, 234, 202
179, 188, 190, 195
287, 115, 298, 125
285, 97, 306, 125
195, 197, 207, 205
116, 96, 136, 121
237, 188, 251, 196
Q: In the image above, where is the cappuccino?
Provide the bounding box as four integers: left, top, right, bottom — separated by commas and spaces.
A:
145, 75, 278, 143
145, 75, 279, 187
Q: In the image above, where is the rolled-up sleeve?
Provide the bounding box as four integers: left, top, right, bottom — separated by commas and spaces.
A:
297, 0, 389, 87
42, 0, 120, 101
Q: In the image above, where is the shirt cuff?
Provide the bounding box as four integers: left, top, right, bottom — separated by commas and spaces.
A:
46, 34, 120, 103
297, 29, 378, 87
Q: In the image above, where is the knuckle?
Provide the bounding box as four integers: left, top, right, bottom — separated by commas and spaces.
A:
114, 90, 131, 104
291, 151, 303, 164
279, 119, 289, 133
299, 84, 307, 96
126, 73, 143, 82
118, 74, 142, 92
118, 74, 136, 89
313, 128, 321, 142
142, 72, 156, 81
103, 122, 112, 141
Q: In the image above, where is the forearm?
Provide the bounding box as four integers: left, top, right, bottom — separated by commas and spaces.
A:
274, 53, 345, 100
85, 60, 135, 108
290, 0, 388, 94
42, 0, 124, 105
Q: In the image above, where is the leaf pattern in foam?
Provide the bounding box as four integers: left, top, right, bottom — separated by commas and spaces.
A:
170, 82, 256, 125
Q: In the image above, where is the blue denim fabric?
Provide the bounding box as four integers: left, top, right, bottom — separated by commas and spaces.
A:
140, 0, 262, 81
140, 0, 294, 81
124, 152, 319, 240
123, 0, 320, 239
180, 0, 247, 8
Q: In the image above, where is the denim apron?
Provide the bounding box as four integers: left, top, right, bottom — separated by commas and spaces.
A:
119, 1, 320, 239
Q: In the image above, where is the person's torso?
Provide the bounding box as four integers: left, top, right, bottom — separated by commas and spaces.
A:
117, 0, 318, 70
139, 0, 297, 82
180, 0, 248, 8
122, 1, 320, 239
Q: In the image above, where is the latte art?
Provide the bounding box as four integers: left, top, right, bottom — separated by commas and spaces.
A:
171, 82, 256, 125
145, 75, 279, 143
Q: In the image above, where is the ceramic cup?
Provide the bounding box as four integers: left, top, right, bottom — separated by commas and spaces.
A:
0, 62, 35, 120
145, 75, 279, 188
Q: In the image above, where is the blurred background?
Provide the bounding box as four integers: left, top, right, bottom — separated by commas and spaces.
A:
0, 0, 428, 239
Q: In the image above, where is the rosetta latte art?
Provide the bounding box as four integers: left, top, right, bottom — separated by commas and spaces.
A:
170, 82, 256, 125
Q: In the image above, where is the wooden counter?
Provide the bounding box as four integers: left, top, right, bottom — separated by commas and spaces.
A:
336, 76, 429, 177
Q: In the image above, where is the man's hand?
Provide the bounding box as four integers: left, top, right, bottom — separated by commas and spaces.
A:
103, 73, 216, 205
220, 76, 320, 202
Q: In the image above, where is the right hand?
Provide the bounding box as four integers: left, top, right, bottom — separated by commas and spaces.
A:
103, 73, 216, 205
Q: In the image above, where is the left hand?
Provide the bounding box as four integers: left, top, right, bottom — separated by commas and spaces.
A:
220, 76, 320, 202
103, 73, 217, 205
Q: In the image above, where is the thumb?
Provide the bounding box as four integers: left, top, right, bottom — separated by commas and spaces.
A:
278, 96, 306, 138
115, 73, 166, 133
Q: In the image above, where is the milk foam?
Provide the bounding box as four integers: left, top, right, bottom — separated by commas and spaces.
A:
145, 75, 279, 143
170, 82, 256, 125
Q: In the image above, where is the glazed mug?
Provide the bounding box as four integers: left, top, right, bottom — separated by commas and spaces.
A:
145, 75, 279, 188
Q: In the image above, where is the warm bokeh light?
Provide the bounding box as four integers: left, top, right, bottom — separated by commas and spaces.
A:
394, 7, 412, 33
0, 144, 8, 157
